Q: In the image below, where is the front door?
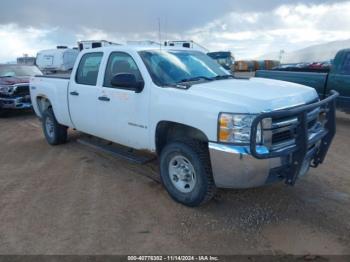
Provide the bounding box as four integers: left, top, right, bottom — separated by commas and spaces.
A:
95, 51, 150, 149
68, 52, 103, 136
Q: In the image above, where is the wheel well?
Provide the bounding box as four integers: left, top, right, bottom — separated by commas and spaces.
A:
36, 96, 52, 116
155, 121, 209, 155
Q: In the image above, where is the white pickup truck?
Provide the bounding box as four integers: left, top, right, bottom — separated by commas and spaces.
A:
30, 45, 338, 206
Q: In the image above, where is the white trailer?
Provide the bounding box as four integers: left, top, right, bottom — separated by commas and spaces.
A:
36, 47, 79, 73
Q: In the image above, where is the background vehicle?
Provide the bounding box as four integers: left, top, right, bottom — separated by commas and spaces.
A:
0, 64, 42, 116
17, 54, 36, 66
256, 48, 350, 112
207, 51, 235, 71
271, 62, 331, 73
36, 46, 79, 73
30, 46, 337, 207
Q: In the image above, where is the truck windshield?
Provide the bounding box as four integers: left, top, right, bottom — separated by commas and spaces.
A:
0, 65, 42, 77
139, 50, 230, 86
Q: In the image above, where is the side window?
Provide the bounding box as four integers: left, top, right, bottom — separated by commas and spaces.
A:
103, 52, 143, 88
340, 53, 350, 75
76, 52, 103, 85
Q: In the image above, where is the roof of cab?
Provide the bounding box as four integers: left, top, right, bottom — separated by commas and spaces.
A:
81, 45, 200, 53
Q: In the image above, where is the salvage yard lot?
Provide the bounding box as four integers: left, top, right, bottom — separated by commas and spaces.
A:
0, 112, 349, 255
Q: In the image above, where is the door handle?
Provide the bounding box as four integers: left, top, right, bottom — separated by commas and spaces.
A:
98, 96, 110, 102
70, 91, 79, 96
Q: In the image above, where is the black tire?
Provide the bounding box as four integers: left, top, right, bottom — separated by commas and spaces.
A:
42, 108, 67, 145
159, 139, 216, 207
0, 109, 8, 118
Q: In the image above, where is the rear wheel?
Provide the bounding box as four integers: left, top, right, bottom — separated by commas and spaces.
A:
159, 139, 216, 207
42, 108, 67, 145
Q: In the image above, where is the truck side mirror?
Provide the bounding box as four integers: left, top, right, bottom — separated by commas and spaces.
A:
110, 73, 144, 93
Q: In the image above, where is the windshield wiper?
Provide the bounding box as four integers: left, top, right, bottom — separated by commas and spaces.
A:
211, 74, 234, 80
177, 76, 214, 83
174, 75, 233, 86
0, 75, 13, 78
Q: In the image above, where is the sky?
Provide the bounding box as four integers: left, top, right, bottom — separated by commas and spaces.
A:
1, 0, 350, 62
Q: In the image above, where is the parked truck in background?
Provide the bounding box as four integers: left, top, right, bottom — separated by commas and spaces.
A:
207, 51, 235, 71
30, 45, 338, 206
0, 64, 42, 116
256, 48, 350, 113
17, 54, 36, 66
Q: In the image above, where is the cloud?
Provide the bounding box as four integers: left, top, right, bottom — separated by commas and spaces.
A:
0, 0, 345, 33
0, 1, 350, 61
184, 1, 350, 59
0, 24, 58, 62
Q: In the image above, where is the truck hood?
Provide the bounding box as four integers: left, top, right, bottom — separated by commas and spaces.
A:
0, 76, 30, 86
189, 77, 318, 113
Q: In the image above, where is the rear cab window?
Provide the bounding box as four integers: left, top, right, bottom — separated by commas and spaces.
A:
75, 52, 103, 85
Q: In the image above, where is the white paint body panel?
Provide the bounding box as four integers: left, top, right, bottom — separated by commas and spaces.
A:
30, 45, 319, 152
30, 77, 73, 127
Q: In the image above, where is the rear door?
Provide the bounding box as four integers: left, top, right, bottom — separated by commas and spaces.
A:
95, 51, 150, 149
68, 52, 103, 135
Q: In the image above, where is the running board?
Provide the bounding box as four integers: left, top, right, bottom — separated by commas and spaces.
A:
77, 136, 156, 165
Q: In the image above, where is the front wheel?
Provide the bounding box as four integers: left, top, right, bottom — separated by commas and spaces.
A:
42, 108, 68, 145
159, 140, 216, 207
0, 109, 8, 118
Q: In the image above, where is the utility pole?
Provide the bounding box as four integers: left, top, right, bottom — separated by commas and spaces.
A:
158, 18, 162, 50
279, 49, 285, 63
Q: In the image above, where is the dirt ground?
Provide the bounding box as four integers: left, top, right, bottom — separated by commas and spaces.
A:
0, 111, 349, 256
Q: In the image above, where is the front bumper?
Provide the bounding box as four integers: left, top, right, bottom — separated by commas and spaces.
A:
0, 97, 32, 109
209, 90, 338, 189
209, 143, 315, 188
209, 143, 285, 188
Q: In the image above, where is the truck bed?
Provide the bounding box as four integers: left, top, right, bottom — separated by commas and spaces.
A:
30, 75, 72, 127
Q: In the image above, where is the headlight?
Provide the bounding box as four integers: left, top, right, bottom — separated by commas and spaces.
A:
218, 113, 262, 144
0, 85, 14, 93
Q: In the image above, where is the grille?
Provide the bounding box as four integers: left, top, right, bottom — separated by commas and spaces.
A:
266, 107, 321, 149
0, 85, 30, 98
272, 129, 294, 144
13, 85, 30, 96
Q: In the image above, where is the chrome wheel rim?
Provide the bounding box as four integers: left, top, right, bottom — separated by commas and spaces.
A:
168, 155, 196, 193
45, 117, 55, 138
